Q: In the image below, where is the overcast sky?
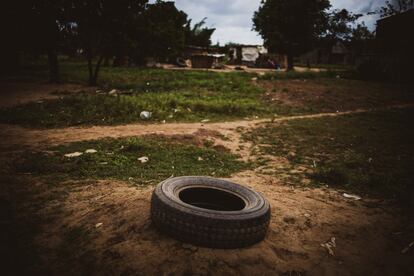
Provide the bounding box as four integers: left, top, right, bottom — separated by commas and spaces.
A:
150, 0, 387, 45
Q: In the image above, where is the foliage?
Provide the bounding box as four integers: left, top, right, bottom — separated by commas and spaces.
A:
184, 18, 216, 47
323, 9, 363, 41
68, 0, 148, 85
2, 1, 69, 82
377, 0, 414, 17
136, 1, 188, 62
253, 0, 331, 70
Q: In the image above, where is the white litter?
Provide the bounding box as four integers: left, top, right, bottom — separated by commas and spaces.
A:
140, 111, 152, 120
402, 241, 414, 254
95, 223, 103, 228
201, 119, 210, 123
321, 237, 336, 256
343, 193, 362, 201
198, 157, 204, 161
138, 156, 149, 163
85, 149, 98, 154
64, 152, 83, 158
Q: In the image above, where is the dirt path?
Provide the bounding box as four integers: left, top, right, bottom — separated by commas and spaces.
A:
1, 104, 412, 152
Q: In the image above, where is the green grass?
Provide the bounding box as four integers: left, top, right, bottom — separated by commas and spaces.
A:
0, 63, 344, 128
0, 90, 271, 127
12, 135, 249, 185
2, 62, 410, 128
0, 65, 279, 127
243, 108, 414, 202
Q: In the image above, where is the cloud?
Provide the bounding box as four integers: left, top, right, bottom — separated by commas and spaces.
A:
150, 0, 388, 45
171, 0, 263, 44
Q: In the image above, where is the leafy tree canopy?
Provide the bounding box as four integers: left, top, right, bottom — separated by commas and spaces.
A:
377, 0, 414, 17
322, 9, 363, 41
253, 0, 331, 69
184, 18, 216, 48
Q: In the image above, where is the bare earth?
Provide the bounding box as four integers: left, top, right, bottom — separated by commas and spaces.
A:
1, 83, 413, 275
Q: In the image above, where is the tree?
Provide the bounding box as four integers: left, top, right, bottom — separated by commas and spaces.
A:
253, 0, 331, 70
378, 0, 414, 17
323, 9, 363, 41
184, 18, 216, 47
68, 0, 148, 85
137, 1, 188, 62
2, 1, 68, 83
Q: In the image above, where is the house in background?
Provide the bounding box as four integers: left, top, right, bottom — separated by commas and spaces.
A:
228, 45, 268, 66
298, 40, 352, 65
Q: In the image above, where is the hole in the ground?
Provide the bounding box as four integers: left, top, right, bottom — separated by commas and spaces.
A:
179, 187, 246, 211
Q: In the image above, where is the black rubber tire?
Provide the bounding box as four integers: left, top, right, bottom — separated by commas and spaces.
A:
151, 176, 271, 249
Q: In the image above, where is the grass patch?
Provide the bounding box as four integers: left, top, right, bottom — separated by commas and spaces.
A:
2, 63, 410, 128
243, 108, 414, 202
0, 66, 277, 127
12, 136, 249, 185
0, 63, 340, 128
0, 90, 271, 127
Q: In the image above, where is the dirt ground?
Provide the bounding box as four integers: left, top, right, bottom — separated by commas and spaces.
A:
0, 81, 97, 108
1, 82, 413, 276
259, 79, 414, 113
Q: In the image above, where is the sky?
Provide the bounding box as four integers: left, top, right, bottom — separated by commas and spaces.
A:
150, 0, 388, 45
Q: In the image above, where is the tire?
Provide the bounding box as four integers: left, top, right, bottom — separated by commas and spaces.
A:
151, 176, 271, 249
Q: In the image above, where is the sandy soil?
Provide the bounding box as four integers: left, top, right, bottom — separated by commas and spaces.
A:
19, 174, 413, 276
1, 82, 413, 275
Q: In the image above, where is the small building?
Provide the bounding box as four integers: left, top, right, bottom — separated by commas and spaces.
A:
229, 45, 268, 66
299, 40, 352, 65
190, 54, 225, 69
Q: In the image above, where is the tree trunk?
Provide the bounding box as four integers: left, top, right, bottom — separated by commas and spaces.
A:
48, 49, 59, 83
86, 46, 95, 86
87, 54, 104, 86
91, 56, 104, 85
286, 54, 294, 71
